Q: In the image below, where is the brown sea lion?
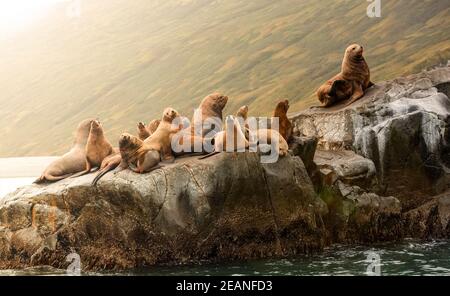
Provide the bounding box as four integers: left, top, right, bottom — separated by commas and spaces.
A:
118, 133, 162, 174
92, 135, 141, 186
192, 93, 228, 137
198, 116, 249, 159
272, 100, 293, 143
137, 122, 151, 141
137, 119, 161, 141
34, 119, 94, 183
235, 105, 249, 140
254, 129, 289, 157
147, 119, 161, 135
71, 120, 114, 178
316, 44, 373, 107
144, 107, 182, 162
91, 151, 121, 186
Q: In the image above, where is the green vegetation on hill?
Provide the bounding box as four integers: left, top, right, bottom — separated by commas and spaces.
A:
0, 0, 449, 156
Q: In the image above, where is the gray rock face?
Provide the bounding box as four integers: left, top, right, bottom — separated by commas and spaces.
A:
320, 181, 402, 243
314, 150, 377, 190
292, 67, 450, 208
0, 153, 328, 270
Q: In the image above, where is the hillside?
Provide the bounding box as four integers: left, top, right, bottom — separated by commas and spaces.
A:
0, 0, 449, 156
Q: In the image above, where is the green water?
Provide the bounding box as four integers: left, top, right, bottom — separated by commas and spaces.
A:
1, 240, 449, 276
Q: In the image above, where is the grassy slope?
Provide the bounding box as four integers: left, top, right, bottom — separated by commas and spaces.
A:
0, 0, 449, 156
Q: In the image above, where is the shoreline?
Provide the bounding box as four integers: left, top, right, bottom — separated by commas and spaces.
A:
0, 157, 57, 178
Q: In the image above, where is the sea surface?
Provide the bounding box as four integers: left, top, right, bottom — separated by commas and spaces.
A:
0, 158, 449, 276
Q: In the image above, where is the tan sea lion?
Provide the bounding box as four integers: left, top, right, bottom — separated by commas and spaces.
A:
91, 151, 121, 186
316, 44, 373, 107
144, 107, 182, 162
192, 93, 228, 137
137, 119, 161, 141
71, 120, 114, 178
272, 100, 293, 143
235, 105, 249, 139
34, 119, 94, 183
118, 133, 162, 174
147, 119, 161, 135
254, 128, 289, 157
92, 135, 141, 186
137, 122, 151, 141
198, 116, 249, 159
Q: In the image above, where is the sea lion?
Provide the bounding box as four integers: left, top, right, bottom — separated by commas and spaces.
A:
92, 109, 178, 184
192, 93, 228, 137
198, 116, 249, 159
144, 107, 182, 162
147, 119, 161, 135
137, 122, 151, 141
92, 134, 142, 186
34, 119, 94, 183
70, 120, 114, 178
316, 44, 373, 107
137, 119, 161, 141
254, 128, 289, 157
272, 100, 293, 143
91, 151, 121, 186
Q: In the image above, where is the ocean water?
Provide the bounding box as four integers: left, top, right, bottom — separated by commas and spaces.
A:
0, 240, 449, 276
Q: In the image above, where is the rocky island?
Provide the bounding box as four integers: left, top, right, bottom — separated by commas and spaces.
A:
0, 66, 449, 271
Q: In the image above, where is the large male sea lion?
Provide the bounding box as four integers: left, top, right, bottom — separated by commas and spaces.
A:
192, 93, 228, 137
272, 100, 293, 143
316, 44, 373, 107
71, 120, 114, 178
34, 119, 93, 183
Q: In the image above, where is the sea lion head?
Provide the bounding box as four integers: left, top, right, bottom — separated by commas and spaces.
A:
90, 120, 104, 135
119, 133, 142, 152
274, 99, 290, 116
345, 43, 364, 59
236, 105, 249, 119
137, 122, 147, 131
147, 119, 161, 134
203, 93, 228, 114
75, 118, 95, 145
162, 107, 180, 122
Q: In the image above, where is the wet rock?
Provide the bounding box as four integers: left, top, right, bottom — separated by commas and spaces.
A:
314, 150, 377, 190
320, 181, 402, 243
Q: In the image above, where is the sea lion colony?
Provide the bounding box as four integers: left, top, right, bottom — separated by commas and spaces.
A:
35, 44, 373, 184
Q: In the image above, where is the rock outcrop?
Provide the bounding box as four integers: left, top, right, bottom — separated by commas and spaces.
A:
292, 66, 450, 210
0, 153, 328, 270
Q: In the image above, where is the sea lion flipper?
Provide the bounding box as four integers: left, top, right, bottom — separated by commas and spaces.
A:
40, 173, 75, 183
